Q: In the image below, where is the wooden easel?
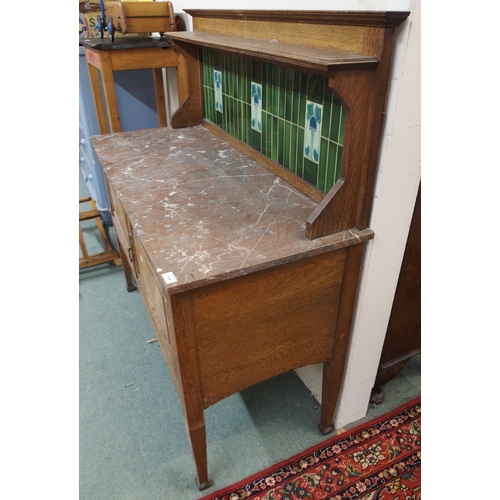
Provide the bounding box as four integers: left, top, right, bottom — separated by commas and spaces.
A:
79, 197, 122, 269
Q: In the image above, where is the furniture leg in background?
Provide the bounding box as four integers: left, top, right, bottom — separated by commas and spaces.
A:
371, 184, 421, 403
79, 197, 122, 269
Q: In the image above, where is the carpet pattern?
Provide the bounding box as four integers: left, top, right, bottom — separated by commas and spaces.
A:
201, 397, 421, 500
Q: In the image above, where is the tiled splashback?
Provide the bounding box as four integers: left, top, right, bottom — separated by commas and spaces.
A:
201, 48, 345, 194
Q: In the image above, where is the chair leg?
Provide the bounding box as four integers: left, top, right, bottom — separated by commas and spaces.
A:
79, 197, 123, 270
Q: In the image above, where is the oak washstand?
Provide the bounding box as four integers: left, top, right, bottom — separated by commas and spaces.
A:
90, 9, 410, 490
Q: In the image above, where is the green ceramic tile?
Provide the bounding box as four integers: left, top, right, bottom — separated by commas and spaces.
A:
336, 145, 343, 182
303, 157, 318, 187
298, 79, 307, 129
325, 143, 338, 192
296, 128, 305, 179
308, 73, 326, 104
321, 92, 333, 139
318, 138, 329, 191
246, 65, 252, 103
289, 124, 298, 175
238, 100, 244, 142
263, 64, 272, 113
261, 112, 268, 156
232, 98, 238, 139
339, 108, 345, 144
235, 99, 241, 140
251, 126, 261, 152
201, 49, 345, 193
278, 67, 285, 119
251, 60, 262, 84
283, 121, 291, 170
284, 68, 294, 122
228, 97, 234, 136
330, 97, 342, 143
271, 116, 278, 162
242, 102, 249, 144
278, 118, 285, 165
203, 87, 211, 122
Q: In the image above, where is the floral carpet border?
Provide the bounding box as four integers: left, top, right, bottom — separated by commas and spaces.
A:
201, 397, 421, 500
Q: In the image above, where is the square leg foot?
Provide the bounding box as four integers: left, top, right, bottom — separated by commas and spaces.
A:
318, 423, 334, 436
196, 478, 212, 491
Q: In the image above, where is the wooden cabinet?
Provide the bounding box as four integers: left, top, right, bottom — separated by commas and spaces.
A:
371, 184, 421, 402
90, 10, 410, 490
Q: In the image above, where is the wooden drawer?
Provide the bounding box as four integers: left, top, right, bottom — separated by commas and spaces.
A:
107, 183, 138, 276
134, 236, 182, 394
190, 249, 347, 408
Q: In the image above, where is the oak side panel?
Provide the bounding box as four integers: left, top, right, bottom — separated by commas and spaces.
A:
190, 250, 347, 408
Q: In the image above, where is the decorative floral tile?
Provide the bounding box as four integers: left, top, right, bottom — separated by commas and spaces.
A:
214, 70, 223, 113
251, 82, 262, 132
304, 101, 323, 164
201, 49, 345, 193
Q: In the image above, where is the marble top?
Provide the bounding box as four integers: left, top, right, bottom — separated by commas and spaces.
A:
90, 125, 373, 294
79, 36, 172, 51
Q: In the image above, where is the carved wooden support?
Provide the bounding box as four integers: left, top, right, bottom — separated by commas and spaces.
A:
171, 41, 203, 128
306, 70, 376, 240
306, 28, 397, 240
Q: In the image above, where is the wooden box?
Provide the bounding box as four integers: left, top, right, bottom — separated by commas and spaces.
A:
104, 1, 175, 35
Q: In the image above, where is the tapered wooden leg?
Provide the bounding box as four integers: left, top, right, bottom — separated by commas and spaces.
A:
318, 362, 337, 435
170, 292, 212, 490
319, 243, 366, 434
99, 50, 122, 133
153, 68, 168, 127
184, 411, 212, 490
86, 58, 109, 134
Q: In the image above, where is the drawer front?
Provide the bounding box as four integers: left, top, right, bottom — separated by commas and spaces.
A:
191, 249, 347, 408
108, 184, 130, 245
107, 183, 139, 277
136, 241, 170, 345
134, 237, 181, 392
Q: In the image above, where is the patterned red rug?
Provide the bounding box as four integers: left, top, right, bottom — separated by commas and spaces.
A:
201, 397, 421, 500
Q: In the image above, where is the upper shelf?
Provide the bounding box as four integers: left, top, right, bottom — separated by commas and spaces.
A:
167, 32, 379, 74
182, 9, 411, 28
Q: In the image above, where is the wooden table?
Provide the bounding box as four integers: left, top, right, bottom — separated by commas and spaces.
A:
89, 9, 410, 491
80, 36, 179, 134
91, 125, 373, 490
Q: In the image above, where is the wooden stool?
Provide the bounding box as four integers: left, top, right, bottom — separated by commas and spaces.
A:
79, 197, 122, 269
